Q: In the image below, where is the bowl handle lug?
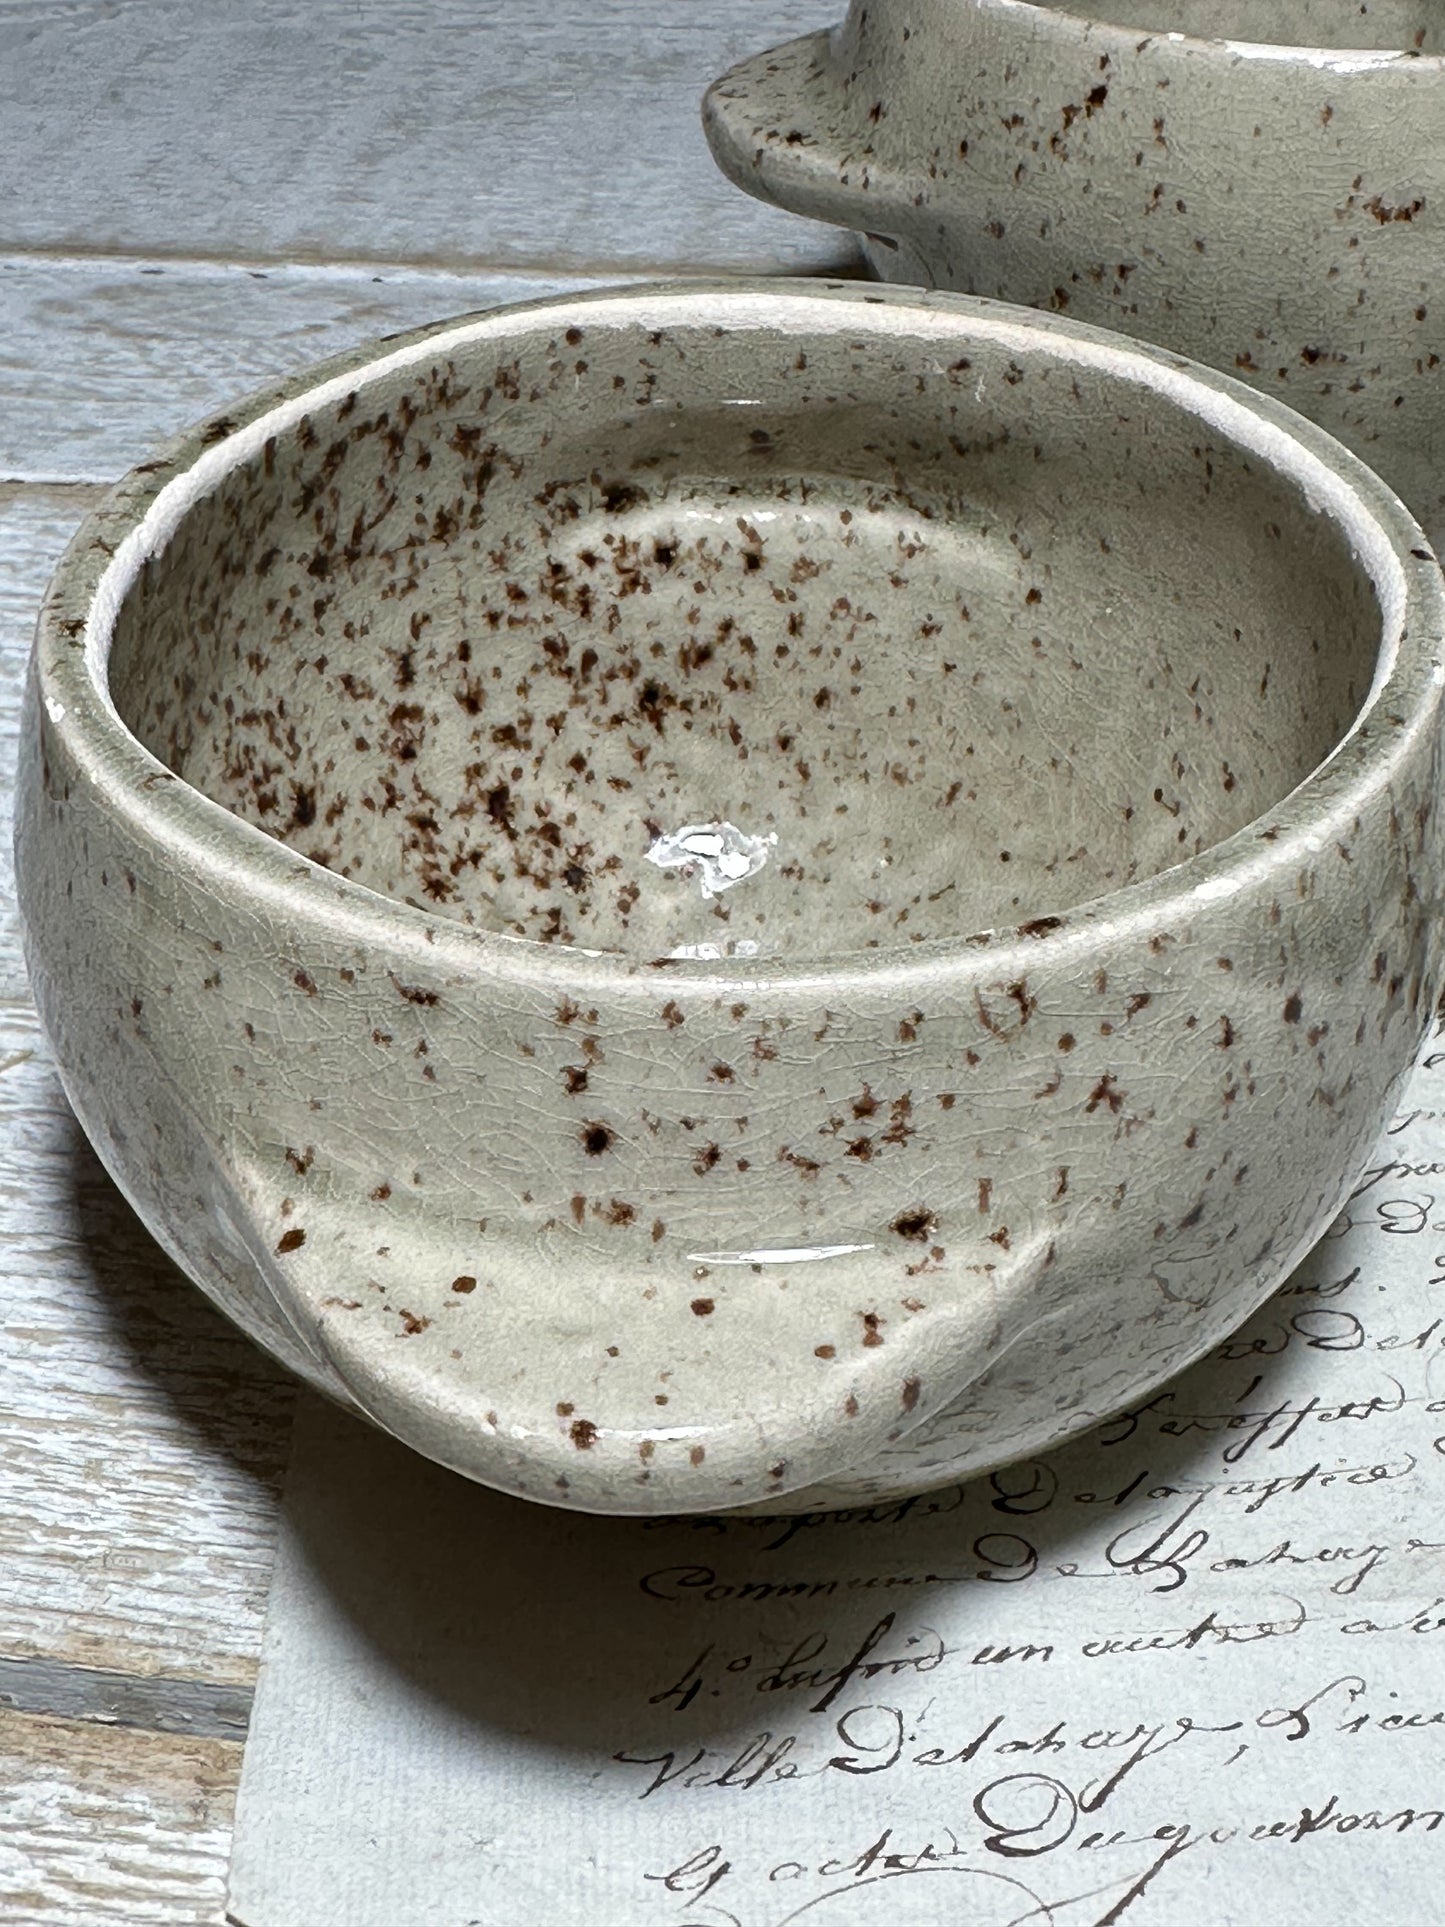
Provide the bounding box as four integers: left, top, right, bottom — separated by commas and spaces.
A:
703, 29, 899, 239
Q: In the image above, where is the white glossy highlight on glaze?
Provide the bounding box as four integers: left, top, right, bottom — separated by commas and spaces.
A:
646, 821, 779, 899
685, 1243, 877, 1265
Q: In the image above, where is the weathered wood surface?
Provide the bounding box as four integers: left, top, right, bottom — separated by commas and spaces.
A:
0, 1711, 241, 1926
0, 1, 843, 273
0, 3, 836, 1914
0, 260, 597, 482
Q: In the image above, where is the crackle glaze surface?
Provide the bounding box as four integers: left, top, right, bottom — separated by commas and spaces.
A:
704, 1, 1445, 551
15, 282, 1445, 1515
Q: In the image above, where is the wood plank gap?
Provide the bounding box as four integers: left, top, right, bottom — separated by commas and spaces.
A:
0, 241, 858, 282
0, 1656, 254, 1741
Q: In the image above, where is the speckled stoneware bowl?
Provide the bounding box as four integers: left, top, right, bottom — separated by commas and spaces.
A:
15, 280, 1445, 1516
704, 1, 1445, 547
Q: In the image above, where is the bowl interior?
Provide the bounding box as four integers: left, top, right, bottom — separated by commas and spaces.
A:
1028, 0, 1443, 52
107, 299, 1385, 962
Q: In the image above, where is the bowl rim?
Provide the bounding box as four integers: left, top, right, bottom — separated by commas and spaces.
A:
854, 0, 1445, 70
31, 277, 1445, 1001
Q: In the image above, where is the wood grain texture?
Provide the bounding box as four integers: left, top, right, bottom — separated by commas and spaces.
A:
0, 259, 602, 482
0, 1657, 251, 1741
0, 0, 848, 274
0, 1709, 239, 1927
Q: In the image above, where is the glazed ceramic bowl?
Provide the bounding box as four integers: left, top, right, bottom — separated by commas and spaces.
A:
704, 2, 1445, 547
16, 280, 1445, 1515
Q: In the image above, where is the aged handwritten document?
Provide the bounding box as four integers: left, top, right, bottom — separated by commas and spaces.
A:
227, 1048, 1445, 1927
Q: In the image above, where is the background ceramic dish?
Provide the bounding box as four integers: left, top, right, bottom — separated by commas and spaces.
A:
15, 280, 1445, 1515
704, 1, 1445, 549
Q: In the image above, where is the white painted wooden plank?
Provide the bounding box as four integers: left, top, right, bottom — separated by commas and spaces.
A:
0, 0, 847, 274
0, 1710, 238, 1927
0, 258, 608, 481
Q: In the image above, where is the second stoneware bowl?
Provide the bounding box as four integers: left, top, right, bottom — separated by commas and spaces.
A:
15, 280, 1445, 1514
704, 1, 1445, 548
